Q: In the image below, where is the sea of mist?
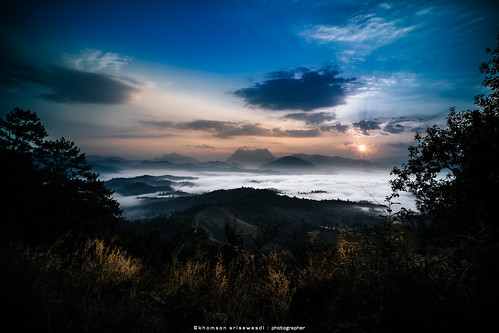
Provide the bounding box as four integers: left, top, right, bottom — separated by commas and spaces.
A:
99, 168, 417, 213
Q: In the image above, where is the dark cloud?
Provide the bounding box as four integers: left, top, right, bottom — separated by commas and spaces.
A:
320, 123, 349, 133
40, 67, 140, 104
382, 114, 446, 134
383, 121, 405, 134
411, 127, 427, 133
140, 119, 321, 138
1, 56, 47, 87
272, 128, 321, 137
0, 37, 141, 104
232, 66, 357, 111
284, 111, 336, 124
139, 120, 175, 127
352, 120, 381, 135
180, 120, 227, 130
94, 132, 175, 139
141, 119, 270, 138
386, 142, 413, 149
195, 144, 216, 150
180, 120, 271, 138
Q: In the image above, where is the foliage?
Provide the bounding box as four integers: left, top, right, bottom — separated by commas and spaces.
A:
0, 108, 122, 243
0, 236, 159, 332
390, 37, 499, 236
3, 216, 498, 332
0, 108, 47, 152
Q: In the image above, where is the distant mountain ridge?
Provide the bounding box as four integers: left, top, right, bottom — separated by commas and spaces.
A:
226, 148, 276, 166
292, 153, 383, 169
152, 153, 199, 164
260, 156, 317, 173
89, 149, 385, 175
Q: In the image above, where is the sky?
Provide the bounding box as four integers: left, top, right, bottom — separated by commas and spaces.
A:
1, 0, 498, 164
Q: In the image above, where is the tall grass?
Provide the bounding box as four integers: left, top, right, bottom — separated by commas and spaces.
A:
158, 250, 295, 329
1, 235, 160, 332
2, 223, 497, 332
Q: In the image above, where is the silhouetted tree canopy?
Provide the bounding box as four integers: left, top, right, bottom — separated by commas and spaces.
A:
390, 37, 499, 236
0, 108, 122, 243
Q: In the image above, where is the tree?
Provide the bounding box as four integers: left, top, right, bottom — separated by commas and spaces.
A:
0, 108, 47, 153
390, 37, 499, 236
0, 108, 122, 242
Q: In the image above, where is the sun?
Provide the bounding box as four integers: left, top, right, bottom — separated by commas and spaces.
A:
358, 145, 366, 152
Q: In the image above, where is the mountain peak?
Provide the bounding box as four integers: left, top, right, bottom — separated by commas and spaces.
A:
291, 153, 381, 169
153, 153, 199, 164
259, 156, 317, 173
226, 148, 276, 167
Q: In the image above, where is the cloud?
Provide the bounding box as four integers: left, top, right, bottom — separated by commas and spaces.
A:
386, 142, 413, 149
180, 120, 271, 138
416, 7, 433, 16
195, 144, 216, 150
320, 123, 349, 133
352, 120, 381, 135
284, 111, 336, 124
382, 113, 447, 134
302, 14, 418, 59
61, 49, 130, 73
383, 121, 405, 134
140, 119, 322, 138
272, 128, 321, 138
0, 38, 142, 104
232, 66, 357, 111
40, 67, 141, 104
94, 132, 176, 139
139, 120, 175, 127
303, 14, 416, 44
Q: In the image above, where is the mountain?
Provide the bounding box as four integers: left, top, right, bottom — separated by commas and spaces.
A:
226, 148, 276, 167
135, 160, 178, 169
88, 155, 133, 173
90, 163, 121, 173
291, 153, 383, 169
88, 151, 386, 176
105, 175, 195, 196
123, 188, 382, 243
152, 153, 199, 164
259, 156, 317, 173
86, 155, 129, 163
192, 206, 258, 242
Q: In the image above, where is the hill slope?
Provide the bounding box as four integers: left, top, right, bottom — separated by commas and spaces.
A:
292, 153, 383, 169
259, 156, 317, 173
124, 188, 381, 243
152, 153, 199, 164
226, 148, 276, 166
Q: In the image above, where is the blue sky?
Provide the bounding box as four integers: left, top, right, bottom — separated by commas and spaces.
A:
1, 0, 498, 163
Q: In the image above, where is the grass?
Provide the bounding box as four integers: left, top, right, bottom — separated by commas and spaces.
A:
1, 222, 498, 332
